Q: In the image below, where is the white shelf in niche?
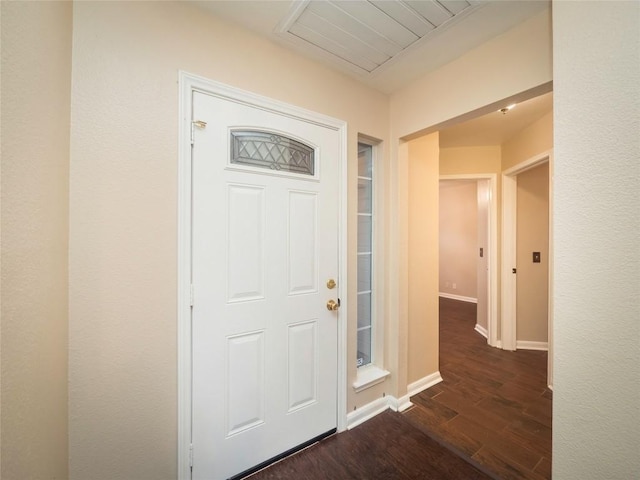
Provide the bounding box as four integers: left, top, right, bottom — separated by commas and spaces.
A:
353, 364, 390, 393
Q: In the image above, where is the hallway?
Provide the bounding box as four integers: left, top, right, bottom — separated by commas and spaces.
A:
403, 297, 552, 479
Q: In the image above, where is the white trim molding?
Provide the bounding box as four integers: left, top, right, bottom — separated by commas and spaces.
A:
346, 372, 443, 430
352, 365, 390, 393
474, 324, 488, 339
388, 394, 413, 413
501, 172, 518, 351
501, 150, 552, 353
439, 292, 477, 303
346, 394, 411, 430
516, 340, 549, 351
407, 371, 443, 397
177, 71, 349, 478
346, 397, 389, 430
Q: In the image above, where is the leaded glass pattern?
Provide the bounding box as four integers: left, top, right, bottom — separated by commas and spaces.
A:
230, 130, 315, 175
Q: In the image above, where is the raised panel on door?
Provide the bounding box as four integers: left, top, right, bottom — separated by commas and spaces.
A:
226, 331, 266, 436
227, 184, 265, 303
287, 320, 318, 412
288, 190, 318, 295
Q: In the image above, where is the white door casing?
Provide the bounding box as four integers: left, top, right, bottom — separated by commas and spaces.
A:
476, 179, 490, 338
177, 73, 348, 479
501, 150, 553, 385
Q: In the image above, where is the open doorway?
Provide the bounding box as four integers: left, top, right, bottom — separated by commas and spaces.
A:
502, 151, 554, 388
401, 92, 555, 478
439, 176, 497, 347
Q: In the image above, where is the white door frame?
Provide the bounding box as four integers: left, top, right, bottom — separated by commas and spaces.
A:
439, 174, 499, 348
501, 150, 554, 388
177, 71, 349, 479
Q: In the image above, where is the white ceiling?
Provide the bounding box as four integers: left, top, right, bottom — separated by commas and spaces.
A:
439, 91, 553, 148
191, 0, 553, 144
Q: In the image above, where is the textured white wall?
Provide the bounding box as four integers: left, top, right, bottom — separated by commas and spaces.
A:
553, 2, 640, 478
0, 2, 71, 478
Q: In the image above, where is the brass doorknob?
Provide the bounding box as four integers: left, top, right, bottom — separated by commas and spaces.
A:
326, 299, 340, 311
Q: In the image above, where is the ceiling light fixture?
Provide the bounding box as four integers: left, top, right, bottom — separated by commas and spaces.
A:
499, 104, 517, 115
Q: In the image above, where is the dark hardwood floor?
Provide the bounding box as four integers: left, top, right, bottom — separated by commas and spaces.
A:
403, 297, 552, 480
247, 296, 551, 479
247, 410, 493, 479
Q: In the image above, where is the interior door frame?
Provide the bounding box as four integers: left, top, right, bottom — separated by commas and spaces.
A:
501, 149, 554, 388
439, 174, 498, 348
177, 71, 349, 479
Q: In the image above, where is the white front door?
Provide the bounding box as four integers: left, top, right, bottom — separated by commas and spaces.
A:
191, 90, 340, 479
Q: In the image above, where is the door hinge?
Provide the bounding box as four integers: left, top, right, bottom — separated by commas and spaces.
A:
189, 443, 193, 469
190, 284, 194, 307
191, 120, 207, 145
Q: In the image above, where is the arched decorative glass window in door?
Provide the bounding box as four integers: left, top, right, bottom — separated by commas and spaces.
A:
230, 130, 315, 176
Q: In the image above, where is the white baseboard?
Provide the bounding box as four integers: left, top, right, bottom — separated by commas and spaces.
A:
474, 324, 488, 339
388, 394, 412, 413
439, 292, 477, 303
346, 372, 444, 429
346, 397, 389, 430
407, 371, 443, 397
516, 340, 549, 351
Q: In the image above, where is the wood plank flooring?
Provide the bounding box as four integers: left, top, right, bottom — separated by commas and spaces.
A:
246, 296, 551, 479
402, 297, 552, 480
247, 410, 494, 479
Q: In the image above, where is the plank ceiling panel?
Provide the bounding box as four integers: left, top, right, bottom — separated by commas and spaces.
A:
289, 22, 378, 72
307, 1, 403, 57
331, 0, 418, 48
438, 0, 472, 15
278, 0, 479, 76
370, 0, 435, 37
296, 9, 389, 66
405, 0, 453, 26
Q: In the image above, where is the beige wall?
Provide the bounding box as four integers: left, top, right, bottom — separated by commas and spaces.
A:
502, 111, 553, 170
390, 10, 552, 140
440, 146, 502, 336
553, 2, 640, 477
440, 146, 502, 176
502, 108, 552, 348
390, 11, 551, 389
407, 133, 440, 385
12, 1, 633, 478
439, 181, 478, 299
0, 2, 71, 478
68, 2, 390, 478
438, 120, 553, 346
516, 163, 549, 343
